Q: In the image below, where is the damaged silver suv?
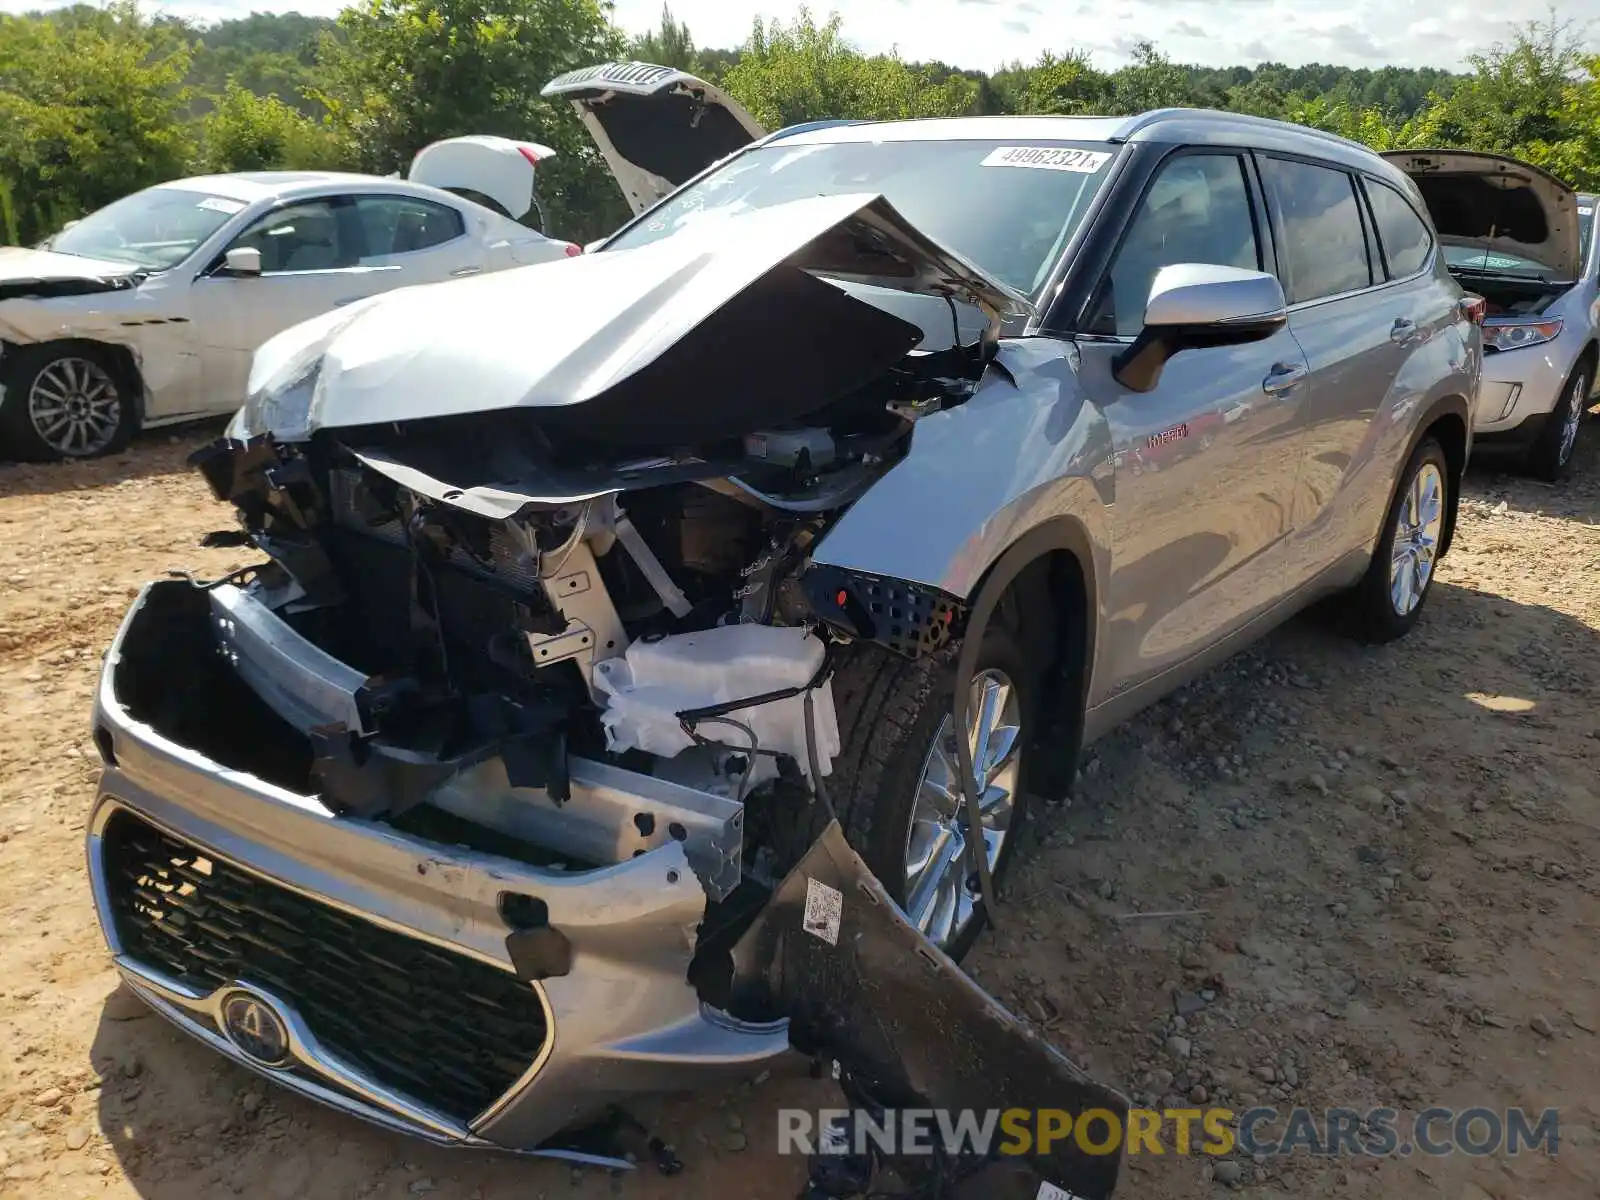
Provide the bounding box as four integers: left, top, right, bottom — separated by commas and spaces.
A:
86, 63, 1480, 1199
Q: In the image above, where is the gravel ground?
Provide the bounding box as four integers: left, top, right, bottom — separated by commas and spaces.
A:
2, 417, 1598, 1200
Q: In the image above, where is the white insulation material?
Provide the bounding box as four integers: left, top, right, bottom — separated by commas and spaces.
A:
594, 624, 840, 779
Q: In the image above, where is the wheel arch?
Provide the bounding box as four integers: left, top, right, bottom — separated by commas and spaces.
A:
1, 336, 146, 423
1409, 395, 1469, 558
956, 516, 1100, 802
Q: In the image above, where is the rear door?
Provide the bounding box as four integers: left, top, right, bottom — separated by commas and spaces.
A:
346, 192, 484, 282
1258, 155, 1457, 591
1075, 149, 1310, 696
541, 62, 766, 214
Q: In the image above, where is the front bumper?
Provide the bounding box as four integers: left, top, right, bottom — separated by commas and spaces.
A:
1473, 334, 1588, 437
87, 581, 790, 1157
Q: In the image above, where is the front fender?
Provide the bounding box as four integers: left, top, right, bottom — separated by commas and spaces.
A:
811, 337, 1113, 600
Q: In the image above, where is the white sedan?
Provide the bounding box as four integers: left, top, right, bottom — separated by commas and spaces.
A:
0, 137, 579, 460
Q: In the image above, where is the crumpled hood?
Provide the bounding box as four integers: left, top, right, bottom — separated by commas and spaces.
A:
1383, 150, 1580, 278
0, 246, 143, 300
275, 191, 1030, 441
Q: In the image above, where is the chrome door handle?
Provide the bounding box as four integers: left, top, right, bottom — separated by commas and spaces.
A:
449, 266, 483, 277
1390, 317, 1418, 343
1262, 363, 1308, 394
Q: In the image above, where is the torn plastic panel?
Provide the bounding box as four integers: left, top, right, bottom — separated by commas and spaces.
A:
0, 271, 142, 302
727, 821, 1127, 1200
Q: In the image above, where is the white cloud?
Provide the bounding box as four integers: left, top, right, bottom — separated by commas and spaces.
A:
2, 0, 1593, 72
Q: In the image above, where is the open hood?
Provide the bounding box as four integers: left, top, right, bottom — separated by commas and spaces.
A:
408, 135, 557, 222
541, 61, 766, 215
1383, 150, 1580, 279
257, 191, 1030, 442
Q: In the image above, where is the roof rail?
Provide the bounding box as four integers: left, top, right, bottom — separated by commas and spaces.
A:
1111, 107, 1372, 153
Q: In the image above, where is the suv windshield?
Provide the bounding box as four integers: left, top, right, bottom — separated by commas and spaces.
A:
603, 138, 1118, 298
50, 187, 247, 270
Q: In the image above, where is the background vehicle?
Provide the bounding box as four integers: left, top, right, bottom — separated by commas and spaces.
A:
86, 66, 1479, 1200
0, 136, 578, 461
1386, 151, 1597, 480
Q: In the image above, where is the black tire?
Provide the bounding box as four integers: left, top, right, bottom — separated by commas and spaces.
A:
828, 625, 1034, 963
1524, 359, 1590, 482
0, 343, 137, 461
1348, 436, 1450, 643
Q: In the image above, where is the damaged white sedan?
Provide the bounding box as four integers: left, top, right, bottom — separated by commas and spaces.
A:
0, 136, 576, 461
85, 63, 1482, 1200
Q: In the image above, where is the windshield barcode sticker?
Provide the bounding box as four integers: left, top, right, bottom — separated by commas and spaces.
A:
197, 197, 247, 215
982, 146, 1111, 174
802, 877, 843, 945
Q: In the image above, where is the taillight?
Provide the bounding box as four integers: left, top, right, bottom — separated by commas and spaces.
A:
563, 242, 583, 257
517, 145, 542, 167
1461, 294, 1487, 325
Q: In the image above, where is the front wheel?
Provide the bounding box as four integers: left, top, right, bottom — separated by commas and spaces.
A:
828, 626, 1034, 963
1347, 436, 1449, 643
1525, 360, 1589, 482
0, 345, 136, 461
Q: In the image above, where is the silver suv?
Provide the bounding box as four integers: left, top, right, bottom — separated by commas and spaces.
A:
85, 64, 1481, 1200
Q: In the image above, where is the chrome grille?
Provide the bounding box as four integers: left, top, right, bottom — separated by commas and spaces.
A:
101, 810, 548, 1122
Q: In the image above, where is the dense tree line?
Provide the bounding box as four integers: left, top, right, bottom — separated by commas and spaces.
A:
1, 1, 1595, 247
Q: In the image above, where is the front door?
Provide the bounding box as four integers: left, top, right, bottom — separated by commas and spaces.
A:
1075, 150, 1309, 701
191, 196, 403, 404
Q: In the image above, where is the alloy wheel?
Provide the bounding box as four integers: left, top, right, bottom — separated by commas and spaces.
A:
901, 668, 1021, 951
1388, 461, 1445, 617
28, 357, 123, 457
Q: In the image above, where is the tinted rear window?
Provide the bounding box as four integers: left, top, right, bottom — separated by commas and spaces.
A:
1261, 157, 1373, 303
1365, 180, 1433, 278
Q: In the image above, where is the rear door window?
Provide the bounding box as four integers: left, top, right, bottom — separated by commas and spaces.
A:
1259, 157, 1373, 303
1364, 180, 1434, 279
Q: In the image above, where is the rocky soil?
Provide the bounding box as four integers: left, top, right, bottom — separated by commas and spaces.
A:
1, 419, 1598, 1200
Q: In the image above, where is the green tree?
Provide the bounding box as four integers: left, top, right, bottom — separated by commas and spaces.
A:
1015, 50, 1108, 116
629, 3, 696, 72
312, 0, 628, 240
194, 83, 344, 173
1108, 41, 1195, 114
0, 2, 192, 243
721, 8, 976, 130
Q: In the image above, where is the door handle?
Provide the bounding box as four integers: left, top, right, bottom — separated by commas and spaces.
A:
1390, 317, 1418, 343
334, 296, 361, 306
449, 266, 483, 277
1262, 362, 1308, 394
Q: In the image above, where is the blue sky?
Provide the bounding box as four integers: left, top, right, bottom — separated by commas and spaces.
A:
0, 0, 1579, 71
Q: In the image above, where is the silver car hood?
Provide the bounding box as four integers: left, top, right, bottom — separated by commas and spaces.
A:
0, 246, 143, 300
540, 62, 766, 216
1383, 150, 1580, 278
294, 191, 1031, 438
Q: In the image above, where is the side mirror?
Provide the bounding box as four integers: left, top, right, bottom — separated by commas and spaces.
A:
1113, 263, 1288, 393
223, 246, 263, 276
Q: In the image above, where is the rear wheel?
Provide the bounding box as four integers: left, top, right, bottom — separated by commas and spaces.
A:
0, 344, 136, 461
828, 626, 1033, 963
1525, 360, 1589, 482
1347, 436, 1449, 643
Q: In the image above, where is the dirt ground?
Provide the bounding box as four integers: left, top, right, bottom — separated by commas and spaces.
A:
2, 417, 1598, 1200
